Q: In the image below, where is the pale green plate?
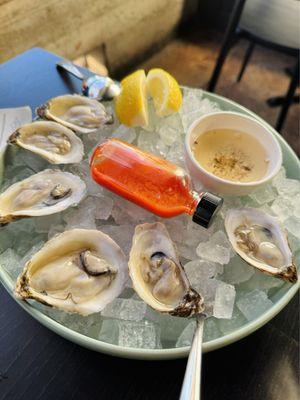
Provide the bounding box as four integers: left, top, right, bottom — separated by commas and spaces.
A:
0, 91, 299, 360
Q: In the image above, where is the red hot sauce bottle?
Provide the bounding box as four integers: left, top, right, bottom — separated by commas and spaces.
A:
90, 139, 222, 228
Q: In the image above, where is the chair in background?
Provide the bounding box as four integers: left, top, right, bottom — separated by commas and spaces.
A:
208, 0, 300, 132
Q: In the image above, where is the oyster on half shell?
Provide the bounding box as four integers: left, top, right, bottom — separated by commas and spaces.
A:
128, 222, 204, 317
0, 169, 86, 225
15, 229, 128, 315
225, 208, 298, 283
8, 121, 84, 164
37, 94, 113, 133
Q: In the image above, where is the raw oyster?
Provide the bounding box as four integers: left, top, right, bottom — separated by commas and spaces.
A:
128, 222, 204, 317
8, 121, 84, 164
0, 169, 86, 225
15, 229, 128, 315
37, 94, 113, 133
225, 208, 297, 283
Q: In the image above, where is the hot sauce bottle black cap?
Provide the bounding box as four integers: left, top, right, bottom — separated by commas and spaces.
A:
192, 192, 223, 228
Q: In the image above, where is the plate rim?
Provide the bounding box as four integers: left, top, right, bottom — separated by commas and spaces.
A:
1, 89, 299, 360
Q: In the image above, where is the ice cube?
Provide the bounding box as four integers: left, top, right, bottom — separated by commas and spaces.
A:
118, 320, 160, 349
192, 178, 206, 193
112, 197, 154, 225
111, 125, 137, 143
221, 256, 254, 284
196, 230, 233, 265
271, 197, 293, 221
185, 259, 222, 282
288, 232, 300, 253
164, 216, 187, 243
48, 224, 65, 239
92, 195, 114, 220
0, 227, 13, 253
284, 217, 300, 239
101, 298, 147, 321
177, 243, 198, 261
20, 241, 44, 265
34, 214, 62, 233
199, 279, 220, 304
292, 195, 300, 218
70, 160, 102, 198
213, 281, 236, 319
196, 242, 231, 265
98, 319, 120, 345
0, 248, 22, 280
240, 269, 284, 292
63, 203, 97, 230
166, 140, 185, 166
44, 309, 101, 335
100, 224, 135, 254
180, 90, 204, 116
276, 178, 300, 198
137, 130, 169, 158
249, 185, 277, 205
180, 97, 220, 132
2, 166, 34, 189
175, 220, 211, 260
175, 321, 196, 347
236, 289, 273, 320
220, 197, 243, 219
17, 149, 48, 173
15, 233, 46, 257
203, 317, 221, 342
218, 307, 247, 335
271, 167, 286, 189
197, 97, 220, 115
158, 125, 181, 146
146, 311, 189, 343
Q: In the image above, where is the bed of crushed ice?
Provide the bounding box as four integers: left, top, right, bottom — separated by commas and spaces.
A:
1, 88, 299, 350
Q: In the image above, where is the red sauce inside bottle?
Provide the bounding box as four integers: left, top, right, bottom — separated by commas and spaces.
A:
90, 139, 198, 218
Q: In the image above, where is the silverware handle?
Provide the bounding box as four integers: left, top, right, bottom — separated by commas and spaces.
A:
179, 317, 204, 400
56, 60, 86, 80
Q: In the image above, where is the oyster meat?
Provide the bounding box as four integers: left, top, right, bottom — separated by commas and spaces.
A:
225, 208, 297, 283
37, 94, 113, 133
128, 222, 204, 317
8, 121, 84, 164
15, 229, 128, 315
0, 169, 86, 225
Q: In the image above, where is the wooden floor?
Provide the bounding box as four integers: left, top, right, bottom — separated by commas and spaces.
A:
138, 25, 300, 156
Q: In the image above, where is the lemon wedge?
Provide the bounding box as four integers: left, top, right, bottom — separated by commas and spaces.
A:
115, 69, 148, 127
146, 68, 182, 117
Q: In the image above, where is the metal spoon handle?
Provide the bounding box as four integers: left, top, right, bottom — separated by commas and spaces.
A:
179, 316, 205, 400
56, 60, 86, 80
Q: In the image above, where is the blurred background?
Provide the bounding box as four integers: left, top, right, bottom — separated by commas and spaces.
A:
0, 0, 299, 155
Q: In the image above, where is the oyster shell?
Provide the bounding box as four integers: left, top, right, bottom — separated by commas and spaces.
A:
128, 222, 204, 317
225, 208, 298, 283
37, 94, 113, 133
15, 229, 128, 315
0, 169, 86, 225
8, 121, 84, 164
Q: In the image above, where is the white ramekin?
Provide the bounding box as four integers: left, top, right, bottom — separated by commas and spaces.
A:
185, 112, 282, 196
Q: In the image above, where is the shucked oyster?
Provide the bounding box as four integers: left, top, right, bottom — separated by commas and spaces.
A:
15, 229, 128, 315
225, 208, 298, 283
0, 169, 86, 225
37, 94, 113, 133
8, 121, 84, 164
128, 222, 204, 317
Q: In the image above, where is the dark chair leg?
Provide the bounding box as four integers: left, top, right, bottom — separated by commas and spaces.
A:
267, 95, 300, 107
237, 41, 255, 82
276, 59, 299, 132
208, 0, 247, 92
